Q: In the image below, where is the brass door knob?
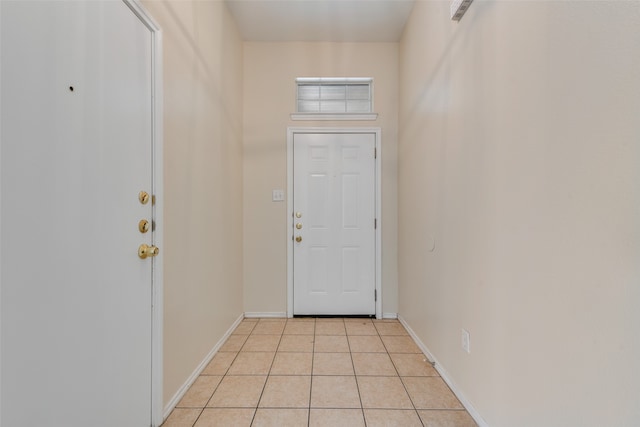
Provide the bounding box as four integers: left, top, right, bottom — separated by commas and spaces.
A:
138, 244, 159, 259
295, 236, 302, 243
296, 223, 302, 230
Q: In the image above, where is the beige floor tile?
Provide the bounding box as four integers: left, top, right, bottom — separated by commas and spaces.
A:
219, 335, 248, 352
352, 353, 397, 376
373, 322, 409, 336
402, 377, 464, 410
418, 409, 478, 426
363, 409, 423, 427
314, 335, 350, 352
242, 334, 281, 352
345, 321, 378, 336
357, 376, 413, 409
309, 409, 365, 427
310, 376, 361, 408
202, 352, 237, 375
284, 321, 315, 335
348, 335, 386, 353
270, 352, 313, 375
207, 375, 267, 408
252, 320, 286, 335
177, 376, 223, 408
193, 408, 255, 427
278, 335, 315, 352
259, 376, 311, 408
227, 352, 275, 375
233, 321, 257, 335
252, 408, 309, 427
315, 321, 346, 335
390, 353, 438, 377
313, 352, 354, 375
161, 408, 201, 427
380, 335, 422, 353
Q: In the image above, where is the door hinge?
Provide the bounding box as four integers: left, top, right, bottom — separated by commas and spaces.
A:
375, 289, 377, 301
374, 218, 377, 229
374, 147, 377, 159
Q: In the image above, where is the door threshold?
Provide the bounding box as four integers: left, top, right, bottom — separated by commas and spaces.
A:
293, 314, 376, 319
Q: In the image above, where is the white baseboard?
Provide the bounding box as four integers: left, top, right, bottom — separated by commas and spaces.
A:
162, 313, 244, 420
382, 312, 398, 319
398, 315, 489, 427
244, 312, 287, 318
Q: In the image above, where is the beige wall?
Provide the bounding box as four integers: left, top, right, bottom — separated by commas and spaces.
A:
242, 42, 399, 316
141, 0, 244, 407
399, 1, 640, 426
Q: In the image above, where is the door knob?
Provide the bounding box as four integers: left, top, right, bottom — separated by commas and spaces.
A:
296, 223, 302, 230
295, 236, 302, 243
295, 212, 302, 218
138, 244, 159, 259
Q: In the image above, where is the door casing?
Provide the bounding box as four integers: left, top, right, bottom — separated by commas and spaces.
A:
287, 127, 382, 319
124, 2, 164, 424
125, 2, 164, 424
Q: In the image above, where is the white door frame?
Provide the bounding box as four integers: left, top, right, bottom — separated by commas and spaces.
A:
123, 1, 164, 425
287, 127, 382, 319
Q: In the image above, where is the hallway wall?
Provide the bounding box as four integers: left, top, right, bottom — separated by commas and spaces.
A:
141, 0, 244, 408
242, 42, 399, 316
398, 1, 640, 426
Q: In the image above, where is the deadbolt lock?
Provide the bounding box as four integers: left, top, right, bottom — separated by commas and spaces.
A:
139, 191, 150, 205
139, 219, 150, 233
296, 223, 302, 230
138, 244, 159, 259
295, 236, 302, 243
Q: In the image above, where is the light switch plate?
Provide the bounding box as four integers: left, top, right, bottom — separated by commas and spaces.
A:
272, 189, 285, 202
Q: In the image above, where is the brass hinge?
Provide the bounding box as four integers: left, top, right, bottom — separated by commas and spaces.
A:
375, 289, 377, 301
374, 218, 377, 229
374, 147, 377, 159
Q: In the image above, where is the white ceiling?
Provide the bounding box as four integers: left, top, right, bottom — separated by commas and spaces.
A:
225, 0, 415, 42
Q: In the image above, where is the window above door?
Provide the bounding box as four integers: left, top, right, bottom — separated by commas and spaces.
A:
291, 77, 378, 121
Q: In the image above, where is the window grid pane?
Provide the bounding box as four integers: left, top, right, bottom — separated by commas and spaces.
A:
298, 85, 321, 100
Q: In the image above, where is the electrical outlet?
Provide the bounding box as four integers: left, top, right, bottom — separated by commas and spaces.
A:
461, 329, 470, 353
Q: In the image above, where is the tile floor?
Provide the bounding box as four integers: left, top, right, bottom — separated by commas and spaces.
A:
162, 318, 478, 427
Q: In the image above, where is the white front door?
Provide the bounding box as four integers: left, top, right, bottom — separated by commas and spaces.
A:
1, 2, 157, 426
293, 132, 376, 315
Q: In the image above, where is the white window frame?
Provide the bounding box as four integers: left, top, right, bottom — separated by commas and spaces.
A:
291, 77, 378, 121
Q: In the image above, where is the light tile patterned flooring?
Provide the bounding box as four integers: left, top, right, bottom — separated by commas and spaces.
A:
162, 318, 477, 427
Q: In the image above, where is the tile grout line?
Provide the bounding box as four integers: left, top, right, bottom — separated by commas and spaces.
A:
249, 318, 286, 426
307, 318, 316, 427
188, 321, 254, 427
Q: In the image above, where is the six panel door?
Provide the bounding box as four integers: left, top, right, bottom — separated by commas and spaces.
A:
293, 133, 376, 315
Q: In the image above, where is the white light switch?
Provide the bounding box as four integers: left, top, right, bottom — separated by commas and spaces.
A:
272, 189, 285, 202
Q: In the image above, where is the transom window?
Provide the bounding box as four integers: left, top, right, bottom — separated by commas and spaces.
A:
296, 77, 373, 114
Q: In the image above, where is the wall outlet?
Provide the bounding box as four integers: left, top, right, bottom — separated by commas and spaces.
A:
461, 328, 471, 353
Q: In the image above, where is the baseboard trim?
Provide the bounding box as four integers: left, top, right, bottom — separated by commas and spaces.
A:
244, 312, 287, 318
398, 315, 489, 427
382, 312, 398, 319
162, 312, 244, 420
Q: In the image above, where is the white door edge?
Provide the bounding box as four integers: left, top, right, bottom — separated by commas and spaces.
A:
123, 1, 164, 425
286, 127, 382, 319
